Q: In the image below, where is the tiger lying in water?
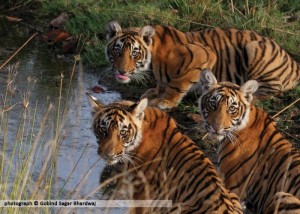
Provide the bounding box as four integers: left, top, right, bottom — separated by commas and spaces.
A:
198, 69, 300, 213
87, 93, 243, 213
105, 21, 300, 109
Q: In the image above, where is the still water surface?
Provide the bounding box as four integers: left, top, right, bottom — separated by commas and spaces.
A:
0, 21, 123, 213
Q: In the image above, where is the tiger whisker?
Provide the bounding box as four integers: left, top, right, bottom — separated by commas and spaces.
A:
123, 154, 138, 173
126, 151, 146, 163
123, 153, 137, 165
198, 121, 207, 129
125, 153, 145, 169
131, 71, 152, 85
126, 151, 145, 159
227, 132, 242, 151
126, 154, 144, 165
238, 129, 252, 139
226, 132, 237, 145
231, 131, 246, 153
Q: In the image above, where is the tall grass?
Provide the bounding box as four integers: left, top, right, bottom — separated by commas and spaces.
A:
0, 63, 49, 213
0, 60, 81, 213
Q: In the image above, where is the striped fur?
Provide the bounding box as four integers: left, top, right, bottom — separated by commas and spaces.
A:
198, 69, 300, 214
105, 21, 300, 109
88, 95, 243, 213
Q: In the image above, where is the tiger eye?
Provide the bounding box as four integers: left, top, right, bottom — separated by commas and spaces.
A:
100, 127, 106, 133
209, 101, 217, 109
120, 130, 127, 137
228, 106, 236, 112
131, 51, 138, 57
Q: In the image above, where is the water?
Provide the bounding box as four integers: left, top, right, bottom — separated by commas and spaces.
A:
0, 19, 123, 213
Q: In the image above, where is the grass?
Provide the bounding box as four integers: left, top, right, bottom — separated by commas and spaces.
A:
20, 0, 298, 67
0, 63, 52, 213
0, 58, 82, 213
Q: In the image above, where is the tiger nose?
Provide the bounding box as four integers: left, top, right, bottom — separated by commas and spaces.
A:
118, 70, 127, 75
212, 124, 223, 133
98, 147, 114, 158
112, 67, 126, 75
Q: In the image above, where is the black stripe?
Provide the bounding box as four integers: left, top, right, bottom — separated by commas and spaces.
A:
177, 58, 186, 75
165, 63, 170, 82
172, 28, 184, 45
288, 174, 300, 193
169, 148, 200, 180
167, 140, 194, 168
168, 85, 187, 93
158, 62, 163, 82
183, 171, 217, 202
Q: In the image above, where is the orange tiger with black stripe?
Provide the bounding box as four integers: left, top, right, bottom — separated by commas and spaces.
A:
105, 21, 300, 109
198, 69, 300, 214
87, 94, 243, 213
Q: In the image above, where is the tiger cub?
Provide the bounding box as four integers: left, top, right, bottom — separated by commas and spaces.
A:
105, 21, 300, 109
87, 94, 243, 214
198, 69, 300, 213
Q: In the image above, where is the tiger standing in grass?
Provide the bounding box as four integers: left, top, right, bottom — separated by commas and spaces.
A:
87, 94, 243, 214
198, 69, 300, 213
105, 21, 300, 109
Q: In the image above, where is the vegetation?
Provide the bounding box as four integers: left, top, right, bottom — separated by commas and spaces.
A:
2, 0, 299, 66
0, 62, 68, 213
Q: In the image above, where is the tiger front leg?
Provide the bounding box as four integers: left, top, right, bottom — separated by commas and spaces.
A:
149, 72, 201, 109
140, 85, 163, 100
263, 192, 300, 213
149, 43, 216, 109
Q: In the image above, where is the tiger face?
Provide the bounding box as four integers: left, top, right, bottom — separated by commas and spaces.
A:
105, 21, 155, 84
88, 94, 148, 165
198, 69, 258, 141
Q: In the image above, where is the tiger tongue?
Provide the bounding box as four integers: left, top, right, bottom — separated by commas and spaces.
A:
116, 74, 130, 81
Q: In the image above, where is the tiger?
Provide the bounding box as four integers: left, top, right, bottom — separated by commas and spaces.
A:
87, 93, 243, 214
198, 68, 300, 213
105, 21, 300, 110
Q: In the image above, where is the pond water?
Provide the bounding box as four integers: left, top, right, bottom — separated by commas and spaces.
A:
0, 20, 123, 213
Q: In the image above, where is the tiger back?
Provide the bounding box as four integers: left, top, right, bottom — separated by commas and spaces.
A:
198, 69, 300, 213
105, 21, 300, 109
88, 94, 243, 214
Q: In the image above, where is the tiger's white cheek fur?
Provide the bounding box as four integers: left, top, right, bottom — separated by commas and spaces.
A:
132, 40, 152, 72
234, 105, 251, 132
126, 130, 142, 152
142, 47, 152, 71
124, 117, 143, 152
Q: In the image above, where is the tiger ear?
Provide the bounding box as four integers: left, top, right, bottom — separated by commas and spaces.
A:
131, 98, 148, 120
139, 26, 155, 46
86, 93, 104, 115
240, 80, 258, 103
106, 21, 122, 41
200, 68, 218, 93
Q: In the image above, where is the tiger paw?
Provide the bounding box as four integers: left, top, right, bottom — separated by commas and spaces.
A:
149, 98, 178, 110
141, 88, 158, 99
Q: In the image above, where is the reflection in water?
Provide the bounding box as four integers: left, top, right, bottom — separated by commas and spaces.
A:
0, 20, 123, 213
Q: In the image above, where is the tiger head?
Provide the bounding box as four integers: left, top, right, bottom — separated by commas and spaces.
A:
198, 69, 258, 141
87, 93, 148, 165
105, 21, 155, 84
